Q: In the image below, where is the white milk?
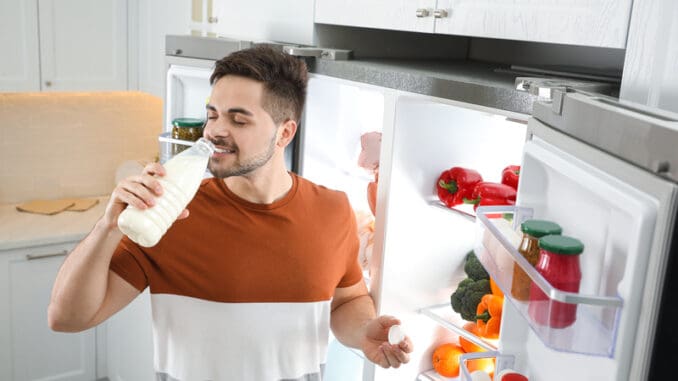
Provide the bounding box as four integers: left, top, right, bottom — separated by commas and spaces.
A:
118, 138, 215, 247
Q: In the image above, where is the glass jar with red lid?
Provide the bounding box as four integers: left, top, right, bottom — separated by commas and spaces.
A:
528, 234, 584, 328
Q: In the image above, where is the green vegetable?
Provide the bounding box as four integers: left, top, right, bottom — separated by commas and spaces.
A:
450, 278, 491, 321
464, 251, 489, 281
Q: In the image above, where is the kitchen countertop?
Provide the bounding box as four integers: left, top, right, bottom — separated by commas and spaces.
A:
0, 196, 109, 251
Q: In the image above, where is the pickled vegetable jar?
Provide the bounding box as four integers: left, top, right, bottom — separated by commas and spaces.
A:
171, 118, 205, 155
528, 235, 584, 328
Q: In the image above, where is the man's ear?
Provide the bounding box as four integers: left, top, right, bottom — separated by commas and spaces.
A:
277, 119, 298, 148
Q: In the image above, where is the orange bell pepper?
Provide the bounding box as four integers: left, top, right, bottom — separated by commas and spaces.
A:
489, 277, 504, 299
476, 294, 503, 339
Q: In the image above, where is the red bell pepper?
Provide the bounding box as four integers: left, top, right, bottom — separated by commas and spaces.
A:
464, 182, 517, 211
501, 165, 520, 190
436, 167, 483, 207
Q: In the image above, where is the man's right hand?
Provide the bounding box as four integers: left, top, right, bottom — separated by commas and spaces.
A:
101, 162, 190, 231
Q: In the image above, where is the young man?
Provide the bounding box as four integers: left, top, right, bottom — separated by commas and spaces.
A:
48, 46, 412, 380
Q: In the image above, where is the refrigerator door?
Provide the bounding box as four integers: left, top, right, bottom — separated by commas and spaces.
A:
480, 94, 678, 381
299, 73, 391, 380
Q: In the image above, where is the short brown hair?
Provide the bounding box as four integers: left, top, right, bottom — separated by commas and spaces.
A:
210, 46, 308, 124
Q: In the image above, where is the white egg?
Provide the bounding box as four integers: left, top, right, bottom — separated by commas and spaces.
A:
388, 325, 404, 345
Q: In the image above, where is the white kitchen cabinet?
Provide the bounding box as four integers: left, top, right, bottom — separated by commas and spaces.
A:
136, 0, 192, 99
0, 242, 96, 381
315, 0, 633, 49
0, 0, 41, 91
104, 289, 155, 381
315, 0, 436, 34
210, 0, 316, 45
434, 0, 632, 48
0, 0, 130, 92
38, 0, 129, 91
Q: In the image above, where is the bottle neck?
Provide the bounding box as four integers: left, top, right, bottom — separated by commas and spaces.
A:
194, 138, 215, 156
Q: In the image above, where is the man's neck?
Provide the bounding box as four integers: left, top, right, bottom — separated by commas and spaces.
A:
223, 166, 293, 204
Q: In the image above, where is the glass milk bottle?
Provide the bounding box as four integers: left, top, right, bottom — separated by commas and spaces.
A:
117, 138, 215, 247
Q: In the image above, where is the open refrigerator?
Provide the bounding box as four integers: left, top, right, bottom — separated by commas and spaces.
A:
298, 73, 678, 381
159, 34, 678, 381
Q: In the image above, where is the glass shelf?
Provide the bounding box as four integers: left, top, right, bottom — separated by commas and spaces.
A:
417, 369, 458, 381
419, 304, 497, 352
426, 197, 476, 222
474, 205, 623, 357
158, 131, 197, 146
158, 132, 197, 163
416, 351, 515, 381
459, 351, 515, 381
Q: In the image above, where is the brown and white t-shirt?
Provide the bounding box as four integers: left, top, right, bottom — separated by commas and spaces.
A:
110, 174, 363, 381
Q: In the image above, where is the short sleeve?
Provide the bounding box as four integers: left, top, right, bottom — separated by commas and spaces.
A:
109, 237, 149, 291
337, 200, 365, 288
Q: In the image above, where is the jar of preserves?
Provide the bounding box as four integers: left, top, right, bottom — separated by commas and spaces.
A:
528, 235, 584, 328
512, 220, 562, 301
171, 118, 205, 155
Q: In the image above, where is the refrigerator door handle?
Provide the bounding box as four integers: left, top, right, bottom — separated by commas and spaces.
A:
283, 46, 352, 60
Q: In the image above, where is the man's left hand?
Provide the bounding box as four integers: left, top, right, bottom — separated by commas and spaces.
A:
361, 315, 413, 369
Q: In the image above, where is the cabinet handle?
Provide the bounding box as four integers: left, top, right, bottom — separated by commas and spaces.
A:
44, 81, 52, 87
433, 9, 448, 18
207, 16, 218, 23
415, 8, 430, 18
26, 250, 68, 261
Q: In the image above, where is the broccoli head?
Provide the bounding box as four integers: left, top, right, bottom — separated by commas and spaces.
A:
450, 277, 491, 321
464, 251, 489, 281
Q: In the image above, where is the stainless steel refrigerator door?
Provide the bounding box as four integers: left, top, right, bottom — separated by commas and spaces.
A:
514, 93, 678, 380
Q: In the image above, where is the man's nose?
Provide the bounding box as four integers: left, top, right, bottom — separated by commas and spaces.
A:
203, 121, 229, 140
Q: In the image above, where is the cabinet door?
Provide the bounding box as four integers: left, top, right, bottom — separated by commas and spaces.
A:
0, 0, 40, 91
105, 289, 155, 381
211, 0, 315, 46
434, 0, 632, 48
38, 0, 128, 91
0, 243, 96, 381
315, 0, 436, 34
137, 0, 191, 98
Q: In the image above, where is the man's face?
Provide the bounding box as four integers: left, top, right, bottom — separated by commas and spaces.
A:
203, 75, 280, 178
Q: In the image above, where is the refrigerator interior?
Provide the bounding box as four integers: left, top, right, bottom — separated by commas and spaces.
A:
374, 92, 678, 381
165, 64, 213, 124
161, 64, 213, 163
299, 74, 388, 380
375, 96, 528, 381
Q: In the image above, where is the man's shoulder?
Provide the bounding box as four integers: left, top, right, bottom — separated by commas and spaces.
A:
295, 174, 349, 205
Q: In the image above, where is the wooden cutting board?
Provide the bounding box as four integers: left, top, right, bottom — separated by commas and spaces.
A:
16, 199, 76, 215
16, 198, 100, 215
64, 198, 100, 212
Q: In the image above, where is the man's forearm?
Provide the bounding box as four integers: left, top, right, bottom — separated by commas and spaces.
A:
48, 218, 123, 331
330, 294, 376, 349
